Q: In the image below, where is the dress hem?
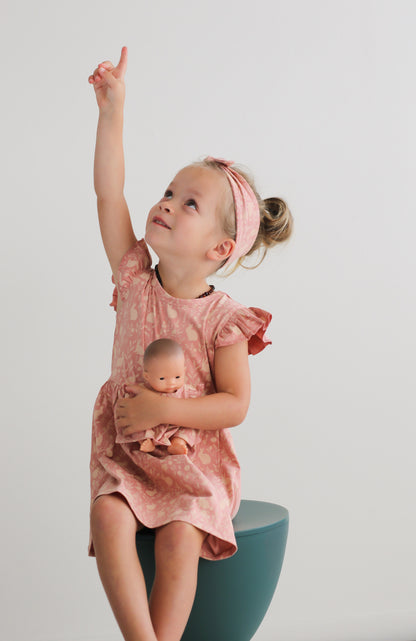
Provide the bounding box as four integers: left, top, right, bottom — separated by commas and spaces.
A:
88, 488, 239, 561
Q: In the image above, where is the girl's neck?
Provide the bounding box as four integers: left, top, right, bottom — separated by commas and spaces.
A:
156, 262, 214, 299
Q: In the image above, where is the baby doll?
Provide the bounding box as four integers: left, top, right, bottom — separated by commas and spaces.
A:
139, 338, 197, 455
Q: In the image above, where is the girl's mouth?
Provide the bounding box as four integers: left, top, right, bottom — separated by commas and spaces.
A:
152, 216, 171, 230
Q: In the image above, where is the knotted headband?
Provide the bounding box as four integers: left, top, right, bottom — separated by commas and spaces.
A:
204, 156, 260, 263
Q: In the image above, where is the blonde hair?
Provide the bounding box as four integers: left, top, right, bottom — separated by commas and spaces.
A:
192, 158, 294, 271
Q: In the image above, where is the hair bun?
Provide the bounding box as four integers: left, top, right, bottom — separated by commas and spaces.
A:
261, 197, 293, 245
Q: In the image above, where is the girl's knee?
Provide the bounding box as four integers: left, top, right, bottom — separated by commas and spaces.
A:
90, 493, 136, 533
155, 521, 206, 560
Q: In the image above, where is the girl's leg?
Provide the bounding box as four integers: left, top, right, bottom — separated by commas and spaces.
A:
149, 521, 206, 641
90, 494, 158, 641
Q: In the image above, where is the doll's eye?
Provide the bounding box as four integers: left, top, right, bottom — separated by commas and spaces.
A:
159, 377, 165, 380
175, 375, 180, 379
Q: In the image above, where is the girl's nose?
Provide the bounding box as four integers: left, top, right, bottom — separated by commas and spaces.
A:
160, 202, 174, 213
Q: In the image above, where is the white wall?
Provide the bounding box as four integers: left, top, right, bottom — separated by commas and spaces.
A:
1, 1, 415, 640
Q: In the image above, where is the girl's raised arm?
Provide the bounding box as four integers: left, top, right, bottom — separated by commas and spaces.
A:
89, 47, 137, 277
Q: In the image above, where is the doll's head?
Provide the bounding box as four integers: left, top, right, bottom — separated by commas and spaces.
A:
143, 339, 185, 394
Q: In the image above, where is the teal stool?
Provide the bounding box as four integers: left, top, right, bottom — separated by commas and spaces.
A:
136, 500, 289, 641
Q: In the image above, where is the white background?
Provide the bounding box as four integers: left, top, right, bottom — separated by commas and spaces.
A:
1, 1, 415, 640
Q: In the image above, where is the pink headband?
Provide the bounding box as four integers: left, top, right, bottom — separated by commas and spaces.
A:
204, 156, 260, 263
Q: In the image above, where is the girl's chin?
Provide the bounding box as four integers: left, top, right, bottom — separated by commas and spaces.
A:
144, 237, 165, 264
145, 232, 174, 253
144, 234, 158, 252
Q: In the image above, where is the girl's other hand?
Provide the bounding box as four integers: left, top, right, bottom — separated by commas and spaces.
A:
115, 384, 163, 435
88, 46, 128, 113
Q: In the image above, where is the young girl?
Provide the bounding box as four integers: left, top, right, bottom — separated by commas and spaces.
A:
88, 46, 293, 641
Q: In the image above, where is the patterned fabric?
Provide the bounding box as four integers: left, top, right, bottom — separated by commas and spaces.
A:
204, 157, 260, 263
89, 239, 272, 560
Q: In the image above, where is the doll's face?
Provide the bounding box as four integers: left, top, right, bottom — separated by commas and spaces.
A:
143, 352, 185, 393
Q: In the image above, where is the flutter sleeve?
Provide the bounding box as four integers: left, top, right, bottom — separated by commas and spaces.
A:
110, 239, 152, 311
215, 306, 272, 355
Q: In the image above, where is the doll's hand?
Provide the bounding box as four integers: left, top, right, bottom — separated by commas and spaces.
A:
88, 46, 128, 113
115, 383, 163, 435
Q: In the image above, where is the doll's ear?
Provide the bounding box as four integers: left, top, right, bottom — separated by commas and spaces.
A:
207, 238, 235, 262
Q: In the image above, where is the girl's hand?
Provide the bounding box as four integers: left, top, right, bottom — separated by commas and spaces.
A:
88, 46, 128, 113
115, 384, 164, 435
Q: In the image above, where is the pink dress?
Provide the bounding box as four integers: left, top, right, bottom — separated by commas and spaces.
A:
89, 240, 272, 560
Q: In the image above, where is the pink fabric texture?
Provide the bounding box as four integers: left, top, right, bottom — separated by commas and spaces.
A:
89, 239, 272, 560
204, 156, 260, 263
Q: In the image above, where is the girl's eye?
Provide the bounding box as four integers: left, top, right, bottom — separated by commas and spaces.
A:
186, 199, 197, 210
164, 190, 172, 199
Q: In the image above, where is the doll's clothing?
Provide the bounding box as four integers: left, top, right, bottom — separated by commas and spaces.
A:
115, 383, 203, 451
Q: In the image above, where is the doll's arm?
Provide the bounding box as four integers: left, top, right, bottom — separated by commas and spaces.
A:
89, 46, 137, 277
116, 341, 250, 434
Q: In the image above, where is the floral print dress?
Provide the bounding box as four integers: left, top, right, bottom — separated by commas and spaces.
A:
89, 239, 271, 560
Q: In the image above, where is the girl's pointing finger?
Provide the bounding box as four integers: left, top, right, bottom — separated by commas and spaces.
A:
116, 46, 128, 78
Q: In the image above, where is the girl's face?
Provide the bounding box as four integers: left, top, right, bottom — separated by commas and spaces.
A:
143, 353, 185, 393
145, 166, 231, 265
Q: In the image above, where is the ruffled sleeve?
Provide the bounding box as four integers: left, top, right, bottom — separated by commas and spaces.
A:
110, 239, 152, 312
215, 306, 272, 355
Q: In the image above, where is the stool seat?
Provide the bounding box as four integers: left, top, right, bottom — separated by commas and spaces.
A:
136, 500, 289, 641
232, 499, 288, 535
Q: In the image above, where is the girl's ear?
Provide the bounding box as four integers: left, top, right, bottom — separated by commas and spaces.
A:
207, 238, 236, 262
143, 370, 149, 383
